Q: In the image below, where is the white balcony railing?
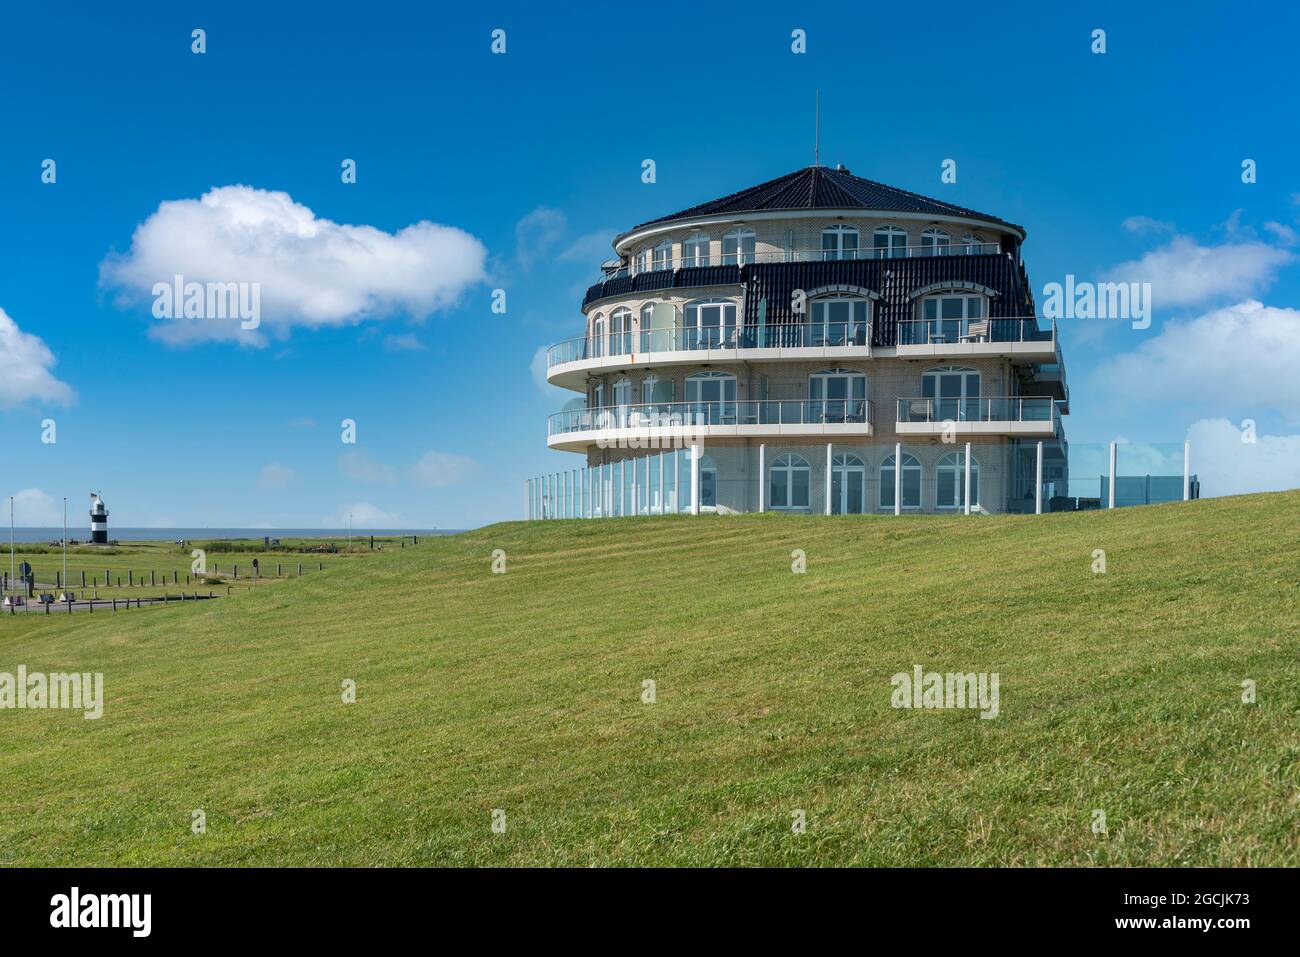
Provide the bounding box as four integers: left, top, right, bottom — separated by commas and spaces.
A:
548, 399, 872, 437
895, 396, 1058, 428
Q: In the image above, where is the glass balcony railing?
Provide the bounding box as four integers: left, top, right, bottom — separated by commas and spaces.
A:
591, 242, 1005, 285
548, 399, 873, 436
896, 317, 1055, 346
547, 322, 871, 368
895, 396, 1058, 426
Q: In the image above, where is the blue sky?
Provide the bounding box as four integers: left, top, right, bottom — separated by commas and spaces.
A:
2, 0, 1298, 529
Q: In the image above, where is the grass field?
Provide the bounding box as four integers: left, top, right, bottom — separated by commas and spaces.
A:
0, 493, 1297, 866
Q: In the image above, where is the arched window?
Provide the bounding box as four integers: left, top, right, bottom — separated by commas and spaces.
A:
880, 452, 922, 510
635, 247, 650, 273
685, 371, 737, 425
960, 233, 985, 255
921, 291, 985, 342
722, 227, 756, 265
809, 369, 868, 423
936, 451, 980, 510
682, 232, 711, 268
831, 453, 866, 514
809, 296, 871, 346
684, 298, 737, 348
873, 225, 907, 259
612, 376, 633, 408
921, 227, 951, 257
590, 313, 606, 358
922, 365, 982, 423
821, 225, 860, 261
769, 453, 812, 509
591, 381, 604, 408
609, 307, 633, 355
641, 374, 672, 405
698, 453, 718, 508
653, 239, 673, 271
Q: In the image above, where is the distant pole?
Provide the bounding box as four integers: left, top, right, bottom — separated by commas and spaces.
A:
894, 443, 902, 516
62, 497, 67, 587
758, 444, 766, 513
1183, 441, 1191, 501
690, 443, 700, 515
9, 496, 14, 597
1035, 441, 1044, 515
963, 442, 972, 516
825, 443, 832, 516
1108, 441, 1117, 510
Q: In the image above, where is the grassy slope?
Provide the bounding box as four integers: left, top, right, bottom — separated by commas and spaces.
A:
0, 492, 1297, 866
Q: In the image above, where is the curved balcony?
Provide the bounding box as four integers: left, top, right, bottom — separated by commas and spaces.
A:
547, 399, 873, 451
546, 316, 1057, 389
894, 396, 1059, 437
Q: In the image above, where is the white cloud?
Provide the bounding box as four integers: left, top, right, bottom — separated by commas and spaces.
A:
339, 449, 396, 485
7, 488, 61, 526
257, 463, 296, 489
381, 332, 426, 352
1092, 301, 1300, 420
0, 308, 75, 408
322, 502, 402, 527
1121, 215, 1176, 236
1185, 418, 1300, 497
1105, 235, 1290, 308
558, 229, 617, 263
100, 185, 487, 346
530, 345, 551, 393
408, 450, 478, 487
515, 207, 568, 270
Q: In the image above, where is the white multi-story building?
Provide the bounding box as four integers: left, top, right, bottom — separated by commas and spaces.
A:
528, 164, 1068, 518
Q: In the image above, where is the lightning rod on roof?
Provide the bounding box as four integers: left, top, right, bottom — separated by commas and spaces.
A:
814, 90, 820, 167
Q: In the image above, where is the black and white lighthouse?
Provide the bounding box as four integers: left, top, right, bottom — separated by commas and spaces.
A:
89, 492, 109, 544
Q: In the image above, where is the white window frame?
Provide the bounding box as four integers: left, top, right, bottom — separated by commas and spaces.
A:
612, 376, 633, 408
635, 247, 650, 273
653, 239, 673, 271
722, 227, 756, 265
682, 232, 711, 268
821, 224, 860, 261
809, 296, 871, 346
873, 225, 908, 259
960, 233, 985, 255
684, 298, 737, 348
921, 227, 951, 257
769, 453, 812, 510
831, 452, 867, 514
590, 313, 606, 358
920, 293, 986, 341
936, 451, 980, 510
922, 365, 982, 423
609, 307, 633, 355
808, 368, 868, 422
880, 452, 922, 510
641, 374, 672, 405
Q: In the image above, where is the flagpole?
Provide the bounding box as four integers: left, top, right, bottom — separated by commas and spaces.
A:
63, 497, 68, 590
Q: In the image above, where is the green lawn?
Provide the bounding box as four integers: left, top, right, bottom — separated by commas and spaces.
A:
1, 493, 1297, 866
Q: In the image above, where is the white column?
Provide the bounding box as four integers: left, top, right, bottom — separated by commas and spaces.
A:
1183, 441, 1191, 501
1108, 441, 1117, 510
1035, 440, 1044, 515
617, 460, 624, 517
658, 451, 665, 515
894, 442, 902, 516
758, 444, 766, 513
963, 441, 972, 516
825, 443, 833, 516
673, 449, 681, 513
632, 457, 639, 515
525, 479, 531, 520
690, 443, 700, 515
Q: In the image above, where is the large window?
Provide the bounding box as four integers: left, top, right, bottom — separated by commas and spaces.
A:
682, 232, 711, 268
960, 233, 985, 255
684, 298, 737, 348
685, 371, 737, 424
880, 452, 922, 510
936, 451, 980, 510
612, 376, 633, 407
653, 239, 673, 271
809, 297, 870, 345
920, 228, 951, 256
770, 453, 811, 509
831, 453, 866, 514
821, 225, 859, 261
641, 374, 672, 405
610, 307, 633, 355
809, 369, 868, 423
635, 247, 650, 273
921, 293, 985, 342
590, 313, 606, 358
873, 226, 907, 259
722, 227, 756, 265
922, 365, 982, 422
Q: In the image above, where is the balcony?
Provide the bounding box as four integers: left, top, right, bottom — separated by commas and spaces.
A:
894, 396, 1059, 437
547, 399, 873, 451
547, 323, 872, 389
895, 318, 1058, 363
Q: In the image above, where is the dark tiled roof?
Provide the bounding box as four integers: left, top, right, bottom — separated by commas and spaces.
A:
632, 165, 1023, 234
582, 256, 1035, 346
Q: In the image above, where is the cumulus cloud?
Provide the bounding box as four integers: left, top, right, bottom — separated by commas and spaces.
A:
1091, 301, 1300, 420
100, 185, 487, 346
408, 450, 478, 487
7, 488, 61, 526
323, 502, 401, 527
1185, 418, 1300, 496
339, 449, 396, 485
1105, 232, 1290, 308
0, 307, 75, 408
257, 463, 296, 489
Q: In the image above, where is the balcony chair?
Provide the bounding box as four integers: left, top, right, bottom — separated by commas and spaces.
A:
960, 321, 989, 344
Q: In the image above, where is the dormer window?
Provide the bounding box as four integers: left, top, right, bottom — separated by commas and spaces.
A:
921, 293, 985, 342
921, 228, 951, 257
682, 232, 711, 268
873, 226, 907, 259
653, 239, 673, 271
821, 225, 859, 261
722, 227, 756, 265
960, 233, 991, 255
